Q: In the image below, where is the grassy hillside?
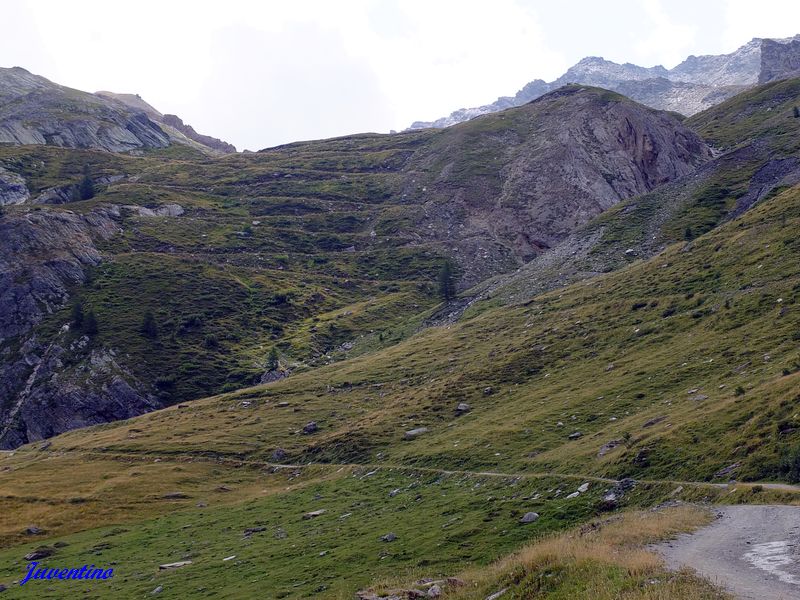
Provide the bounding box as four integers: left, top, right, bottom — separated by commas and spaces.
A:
1, 87, 711, 441
1, 180, 798, 596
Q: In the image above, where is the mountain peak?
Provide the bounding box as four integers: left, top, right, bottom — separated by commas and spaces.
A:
408, 34, 800, 130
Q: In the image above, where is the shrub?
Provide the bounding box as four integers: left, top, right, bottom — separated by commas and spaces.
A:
141, 311, 158, 339
71, 302, 84, 328
267, 347, 279, 371
438, 261, 455, 302
779, 447, 800, 482
84, 310, 98, 336
79, 165, 94, 200
734, 385, 745, 396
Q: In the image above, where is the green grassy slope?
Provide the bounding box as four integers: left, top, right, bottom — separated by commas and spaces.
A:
1, 181, 798, 596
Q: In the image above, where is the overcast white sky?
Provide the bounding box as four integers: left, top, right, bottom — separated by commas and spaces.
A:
3, 0, 800, 150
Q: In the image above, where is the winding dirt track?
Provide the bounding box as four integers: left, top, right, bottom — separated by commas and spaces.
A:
658, 505, 800, 600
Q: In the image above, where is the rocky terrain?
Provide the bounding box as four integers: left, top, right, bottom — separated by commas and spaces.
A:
0, 207, 158, 447
0, 67, 170, 152
759, 38, 800, 83
0, 79, 715, 448
96, 91, 237, 153
466, 77, 800, 307
410, 35, 800, 129
405, 85, 711, 284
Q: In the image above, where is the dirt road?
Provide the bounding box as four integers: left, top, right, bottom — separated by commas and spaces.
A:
658, 505, 800, 599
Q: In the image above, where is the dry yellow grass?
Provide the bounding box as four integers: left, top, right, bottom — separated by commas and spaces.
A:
367, 506, 730, 600
0, 452, 344, 546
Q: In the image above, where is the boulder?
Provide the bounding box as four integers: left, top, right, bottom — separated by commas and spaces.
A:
302, 422, 319, 434
158, 561, 192, 570
381, 532, 397, 542
519, 512, 539, 524
404, 427, 429, 440
302, 509, 326, 520
24, 547, 55, 560
455, 403, 471, 415
598, 439, 622, 457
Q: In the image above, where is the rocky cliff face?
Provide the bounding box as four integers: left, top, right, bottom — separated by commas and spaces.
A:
0, 207, 158, 448
759, 39, 800, 83
0, 67, 170, 152
409, 35, 799, 129
407, 86, 712, 284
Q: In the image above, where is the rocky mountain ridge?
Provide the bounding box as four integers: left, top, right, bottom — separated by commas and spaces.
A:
96, 91, 237, 153
410, 35, 800, 129
404, 85, 711, 284
0, 67, 234, 155
0, 67, 171, 152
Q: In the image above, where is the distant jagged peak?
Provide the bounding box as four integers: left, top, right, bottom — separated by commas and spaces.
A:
407, 34, 800, 130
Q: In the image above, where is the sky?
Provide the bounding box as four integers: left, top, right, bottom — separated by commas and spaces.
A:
3, 0, 800, 150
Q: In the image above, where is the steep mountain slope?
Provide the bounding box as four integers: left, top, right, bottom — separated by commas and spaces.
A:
410, 35, 799, 129
470, 77, 800, 306
404, 86, 711, 283
759, 38, 800, 83
0, 86, 708, 447
2, 62, 800, 600
0, 67, 170, 152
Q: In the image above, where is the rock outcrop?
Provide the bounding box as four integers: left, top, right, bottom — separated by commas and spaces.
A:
0, 166, 29, 205
759, 39, 800, 83
96, 91, 237, 154
0, 207, 157, 448
159, 114, 236, 154
0, 67, 170, 152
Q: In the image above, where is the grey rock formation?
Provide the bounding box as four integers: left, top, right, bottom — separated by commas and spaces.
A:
409, 35, 800, 129
96, 91, 236, 154
759, 39, 800, 83
160, 114, 236, 154
0, 166, 29, 205
0, 67, 170, 152
0, 207, 157, 448
123, 203, 185, 217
